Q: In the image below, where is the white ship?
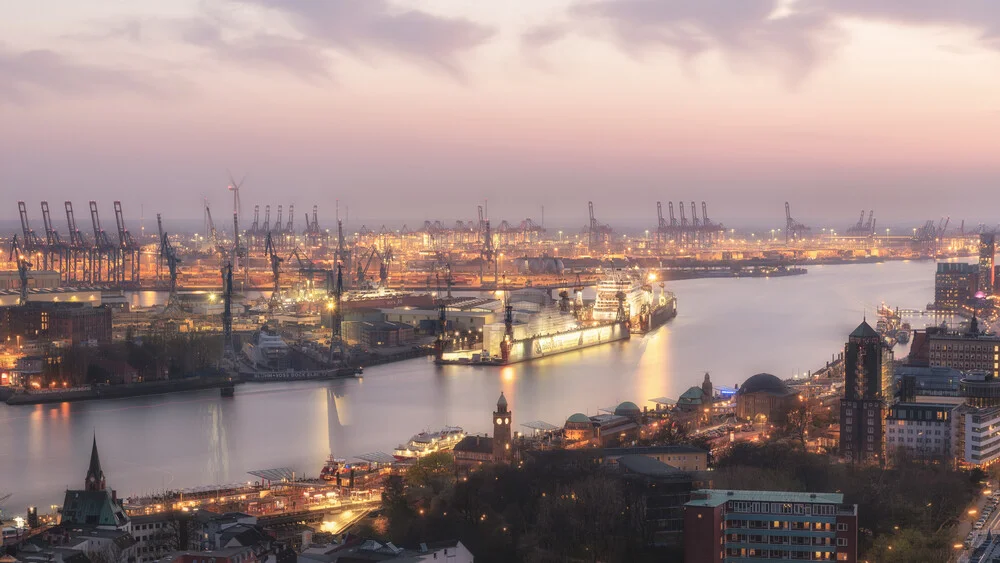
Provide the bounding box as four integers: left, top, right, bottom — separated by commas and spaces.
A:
242, 328, 291, 369
393, 426, 466, 460
592, 270, 651, 323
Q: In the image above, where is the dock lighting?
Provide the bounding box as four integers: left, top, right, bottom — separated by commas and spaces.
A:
326, 301, 335, 310
969, 509, 978, 515
647, 273, 657, 282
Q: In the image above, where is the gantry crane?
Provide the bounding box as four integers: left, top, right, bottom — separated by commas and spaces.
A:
65, 201, 92, 283
785, 202, 811, 243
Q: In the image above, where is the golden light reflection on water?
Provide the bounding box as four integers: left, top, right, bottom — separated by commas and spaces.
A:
635, 328, 670, 408
206, 403, 230, 481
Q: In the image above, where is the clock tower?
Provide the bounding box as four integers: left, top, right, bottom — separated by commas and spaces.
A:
492, 391, 512, 463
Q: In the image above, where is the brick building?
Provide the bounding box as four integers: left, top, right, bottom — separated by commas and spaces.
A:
683, 490, 858, 562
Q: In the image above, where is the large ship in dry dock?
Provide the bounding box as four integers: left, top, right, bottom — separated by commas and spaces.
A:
436, 270, 674, 365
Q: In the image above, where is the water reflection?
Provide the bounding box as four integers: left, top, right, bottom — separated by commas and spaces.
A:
0, 260, 940, 509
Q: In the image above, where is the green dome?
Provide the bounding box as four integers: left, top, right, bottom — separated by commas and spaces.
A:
566, 413, 591, 424
678, 386, 705, 405
614, 401, 640, 416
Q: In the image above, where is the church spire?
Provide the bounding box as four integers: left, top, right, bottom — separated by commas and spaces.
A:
86, 433, 106, 492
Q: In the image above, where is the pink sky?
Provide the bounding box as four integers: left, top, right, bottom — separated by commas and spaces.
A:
3, 1, 1000, 229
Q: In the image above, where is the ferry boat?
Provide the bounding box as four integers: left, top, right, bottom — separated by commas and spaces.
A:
592, 270, 649, 323
320, 455, 346, 481
393, 426, 465, 460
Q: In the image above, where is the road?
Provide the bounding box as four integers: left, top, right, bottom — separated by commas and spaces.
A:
956, 484, 1000, 563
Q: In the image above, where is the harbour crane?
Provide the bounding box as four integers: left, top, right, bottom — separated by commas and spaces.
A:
65, 201, 91, 283
784, 202, 811, 243
221, 263, 235, 362
40, 201, 66, 273
265, 231, 283, 311
656, 201, 669, 246
114, 201, 140, 285
9, 235, 32, 305
328, 264, 346, 364
89, 201, 117, 283
479, 204, 497, 286
157, 214, 181, 300
587, 201, 613, 251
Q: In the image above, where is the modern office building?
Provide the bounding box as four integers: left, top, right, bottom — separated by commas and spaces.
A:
955, 404, 1000, 468
839, 321, 894, 464
683, 490, 858, 563
981, 233, 996, 295
885, 402, 956, 463
935, 262, 978, 310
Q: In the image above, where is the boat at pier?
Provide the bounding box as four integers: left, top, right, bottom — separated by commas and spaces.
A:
592, 270, 648, 323
393, 426, 465, 460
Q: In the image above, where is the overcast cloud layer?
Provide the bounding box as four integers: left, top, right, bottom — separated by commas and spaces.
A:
2, 0, 1000, 229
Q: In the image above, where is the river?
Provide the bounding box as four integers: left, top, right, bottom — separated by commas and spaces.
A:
0, 259, 939, 511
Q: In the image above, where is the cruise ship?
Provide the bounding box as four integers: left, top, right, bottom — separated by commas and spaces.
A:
393, 426, 466, 460
242, 328, 291, 370
592, 270, 652, 323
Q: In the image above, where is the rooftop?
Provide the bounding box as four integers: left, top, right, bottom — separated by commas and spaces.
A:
616, 455, 683, 477
685, 489, 844, 508
849, 321, 879, 339
602, 445, 708, 457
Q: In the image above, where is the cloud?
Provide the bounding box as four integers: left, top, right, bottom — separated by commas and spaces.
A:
0, 43, 156, 104
570, 0, 839, 82
522, 24, 571, 50
807, 0, 1000, 48
235, 0, 495, 78
170, 17, 333, 81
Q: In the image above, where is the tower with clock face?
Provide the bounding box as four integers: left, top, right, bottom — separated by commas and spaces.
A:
493, 391, 512, 463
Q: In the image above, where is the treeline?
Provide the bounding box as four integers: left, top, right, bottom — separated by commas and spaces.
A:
713, 442, 981, 562
358, 452, 679, 563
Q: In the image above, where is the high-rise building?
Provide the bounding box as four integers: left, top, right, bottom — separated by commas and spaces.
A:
934, 262, 978, 310
981, 233, 996, 295
839, 321, 893, 464
683, 490, 858, 563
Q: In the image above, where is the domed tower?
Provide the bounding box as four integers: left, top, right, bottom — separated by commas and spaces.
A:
85, 434, 106, 492
493, 392, 512, 463
702, 372, 713, 400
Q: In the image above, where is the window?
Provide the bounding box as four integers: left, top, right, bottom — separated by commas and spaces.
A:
837, 523, 848, 531
837, 538, 848, 546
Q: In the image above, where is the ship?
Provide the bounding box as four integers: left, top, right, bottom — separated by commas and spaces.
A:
592, 270, 649, 324
241, 327, 291, 370
341, 288, 435, 311
897, 322, 912, 344
593, 270, 676, 335
320, 455, 346, 481
393, 426, 466, 460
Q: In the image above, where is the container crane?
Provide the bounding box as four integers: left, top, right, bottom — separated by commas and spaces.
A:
41, 201, 67, 275
784, 202, 811, 243
114, 201, 140, 285
65, 201, 91, 283
90, 201, 116, 283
